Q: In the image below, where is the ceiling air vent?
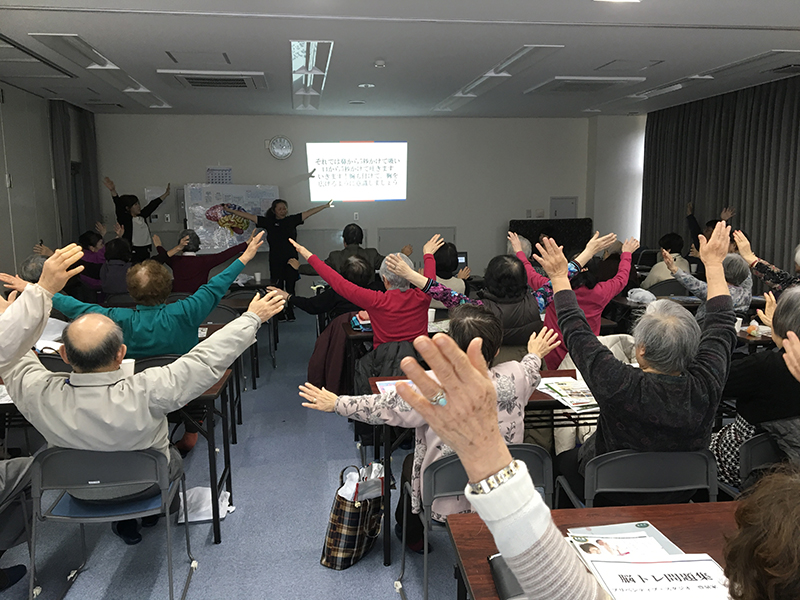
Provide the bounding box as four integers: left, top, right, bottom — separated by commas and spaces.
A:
156, 69, 268, 90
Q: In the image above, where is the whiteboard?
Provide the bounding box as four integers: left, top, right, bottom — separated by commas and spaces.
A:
184, 184, 279, 254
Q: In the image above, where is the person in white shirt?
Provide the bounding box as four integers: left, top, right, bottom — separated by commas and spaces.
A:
640, 232, 690, 289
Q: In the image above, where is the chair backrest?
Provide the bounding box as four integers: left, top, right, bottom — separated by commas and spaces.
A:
203, 305, 239, 324
165, 293, 191, 304
634, 249, 660, 269
105, 293, 137, 306
134, 354, 181, 373
508, 443, 554, 507
584, 449, 718, 507
422, 443, 553, 512
30, 447, 167, 501
740, 433, 785, 484
38, 353, 72, 373
224, 289, 264, 300
647, 278, 687, 297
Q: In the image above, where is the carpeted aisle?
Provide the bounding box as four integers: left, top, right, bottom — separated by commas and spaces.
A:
2, 312, 459, 600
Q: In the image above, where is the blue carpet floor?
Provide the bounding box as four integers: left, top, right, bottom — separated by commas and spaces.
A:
2, 312, 460, 599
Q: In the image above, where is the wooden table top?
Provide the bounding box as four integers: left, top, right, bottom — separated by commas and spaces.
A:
448, 501, 738, 600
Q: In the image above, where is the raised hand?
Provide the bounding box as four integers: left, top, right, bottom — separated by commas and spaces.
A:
240, 231, 265, 264
508, 231, 524, 255
757, 291, 776, 328
386, 253, 427, 288
400, 244, 413, 256
114, 222, 124, 238
287, 258, 300, 270
0, 273, 27, 294
246, 289, 285, 322
733, 230, 756, 264
532, 237, 569, 280
266, 286, 290, 301
457, 266, 471, 279
152, 234, 162, 248
95, 221, 107, 237
288, 238, 312, 260
33, 244, 54, 257
423, 234, 445, 256
783, 331, 800, 382
621, 237, 640, 254
586, 232, 617, 256
298, 382, 338, 412
396, 334, 512, 482
689, 244, 700, 258
527, 326, 561, 360
160, 183, 171, 199
103, 177, 116, 193
0, 291, 18, 315
662, 248, 677, 274
720, 206, 736, 221
698, 221, 731, 267
686, 202, 694, 216
38, 243, 85, 294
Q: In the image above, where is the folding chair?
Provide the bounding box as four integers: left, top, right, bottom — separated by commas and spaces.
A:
647, 278, 688, 297
37, 354, 71, 373
395, 443, 552, 600
555, 448, 718, 508
718, 432, 785, 498
0, 463, 32, 589
203, 305, 239, 324
165, 293, 192, 304
28, 447, 195, 600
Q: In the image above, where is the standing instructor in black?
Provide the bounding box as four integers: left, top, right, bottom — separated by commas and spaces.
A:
225, 198, 333, 320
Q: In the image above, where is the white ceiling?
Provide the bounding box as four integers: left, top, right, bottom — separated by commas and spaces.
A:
1, 0, 799, 117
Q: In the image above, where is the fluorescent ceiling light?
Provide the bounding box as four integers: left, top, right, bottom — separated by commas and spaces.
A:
29, 33, 113, 69
291, 40, 333, 111
433, 44, 563, 113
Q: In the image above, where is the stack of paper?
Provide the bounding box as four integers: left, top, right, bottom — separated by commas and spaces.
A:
538, 377, 599, 413
567, 522, 729, 599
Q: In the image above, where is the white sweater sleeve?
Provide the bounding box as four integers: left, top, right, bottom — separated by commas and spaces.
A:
0, 284, 52, 370
466, 463, 608, 600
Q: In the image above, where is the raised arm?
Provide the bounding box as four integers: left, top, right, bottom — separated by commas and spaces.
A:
384, 252, 479, 309
699, 221, 732, 300
301, 199, 334, 221
591, 237, 636, 304
223, 205, 258, 224
395, 334, 607, 600
291, 238, 382, 309
663, 249, 708, 299
734, 230, 800, 291
299, 383, 427, 428
573, 232, 618, 272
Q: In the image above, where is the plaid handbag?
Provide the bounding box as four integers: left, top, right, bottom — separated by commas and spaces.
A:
320, 466, 383, 570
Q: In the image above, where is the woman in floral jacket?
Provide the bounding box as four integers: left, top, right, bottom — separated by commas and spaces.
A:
299, 304, 560, 552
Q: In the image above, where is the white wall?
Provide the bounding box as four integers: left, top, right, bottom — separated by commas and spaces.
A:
586, 115, 647, 242
0, 85, 58, 275
95, 114, 591, 276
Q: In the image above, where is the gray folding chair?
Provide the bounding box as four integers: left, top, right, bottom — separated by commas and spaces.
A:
203, 304, 239, 324
37, 353, 71, 373
556, 448, 718, 508
647, 278, 689, 297
718, 432, 785, 497
395, 443, 552, 600
28, 447, 195, 600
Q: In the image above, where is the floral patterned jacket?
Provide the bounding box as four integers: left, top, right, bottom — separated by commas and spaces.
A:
673, 269, 752, 322
334, 353, 543, 521
751, 259, 800, 292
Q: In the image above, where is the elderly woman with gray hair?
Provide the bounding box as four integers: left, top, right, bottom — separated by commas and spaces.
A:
289, 235, 438, 346
662, 247, 752, 323
711, 286, 800, 488
535, 221, 737, 506
154, 228, 251, 293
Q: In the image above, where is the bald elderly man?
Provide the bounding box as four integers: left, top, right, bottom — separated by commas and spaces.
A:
0, 269, 284, 545
0, 244, 84, 592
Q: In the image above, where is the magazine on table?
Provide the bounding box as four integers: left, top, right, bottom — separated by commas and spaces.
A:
538, 377, 599, 413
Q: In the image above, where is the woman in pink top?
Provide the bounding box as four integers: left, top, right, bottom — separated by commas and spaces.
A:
540, 236, 639, 369
290, 235, 440, 346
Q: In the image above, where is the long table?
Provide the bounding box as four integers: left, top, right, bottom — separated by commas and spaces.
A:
448, 502, 738, 600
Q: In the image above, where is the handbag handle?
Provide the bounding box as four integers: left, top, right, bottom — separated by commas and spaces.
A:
338, 465, 361, 487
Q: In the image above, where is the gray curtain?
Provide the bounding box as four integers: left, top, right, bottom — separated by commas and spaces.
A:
48, 100, 73, 244
641, 75, 800, 273
75, 107, 101, 231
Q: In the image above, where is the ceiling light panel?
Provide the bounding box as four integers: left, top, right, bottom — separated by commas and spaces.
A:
291, 40, 333, 111
29, 33, 113, 69
524, 76, 646, 95
433, 44, 563, 112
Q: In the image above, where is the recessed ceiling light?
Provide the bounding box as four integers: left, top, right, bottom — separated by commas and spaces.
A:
349, 100, 366, 105
358, 83, 375, 88
374, 60, 386, 68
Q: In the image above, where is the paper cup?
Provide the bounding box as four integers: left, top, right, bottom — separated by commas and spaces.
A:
120, 358, 135, 377
735, 317, 743, 331
690, 264, 698, 274
254, 272, 262, 284
428, 308, 436, 323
